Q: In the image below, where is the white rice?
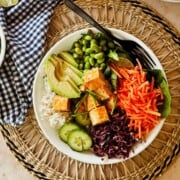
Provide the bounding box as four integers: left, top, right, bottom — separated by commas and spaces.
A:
40, 78, 71, 129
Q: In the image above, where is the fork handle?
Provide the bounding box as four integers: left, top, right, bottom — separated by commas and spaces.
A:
64, 0, 122, 44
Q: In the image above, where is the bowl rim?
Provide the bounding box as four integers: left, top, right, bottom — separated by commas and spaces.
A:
161, 0, 180, 2
33, 27, 165, 164
0, 25, 6, 67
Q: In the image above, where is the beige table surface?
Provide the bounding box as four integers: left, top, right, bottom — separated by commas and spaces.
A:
0, 0, 179, 179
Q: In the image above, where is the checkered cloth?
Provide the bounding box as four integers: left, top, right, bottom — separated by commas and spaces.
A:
0, 0, 60, 126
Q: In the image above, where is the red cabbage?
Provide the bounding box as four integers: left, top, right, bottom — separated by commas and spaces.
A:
90, 109, 137, 159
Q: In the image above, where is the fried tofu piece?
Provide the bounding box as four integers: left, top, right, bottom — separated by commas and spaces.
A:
89, 106, 109, 126
53, 95, 70, 111
83, 68, 106, 90
95, 85, 113, 101
87, 94, 100, 111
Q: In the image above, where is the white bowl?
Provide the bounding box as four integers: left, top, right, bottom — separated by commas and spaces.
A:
161, 0, 180, 2
0, 25, 6, 67
33, 28, 165, 164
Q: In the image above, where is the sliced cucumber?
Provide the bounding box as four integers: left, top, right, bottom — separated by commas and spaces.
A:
67, 129, 92, 152
59, 122, 80, 142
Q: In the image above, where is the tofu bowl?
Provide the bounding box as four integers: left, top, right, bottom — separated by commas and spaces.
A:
33, 28, 170, 164
0, 25, 6, 67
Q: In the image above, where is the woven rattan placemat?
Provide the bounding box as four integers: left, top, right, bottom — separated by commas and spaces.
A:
0, 0, 179, 179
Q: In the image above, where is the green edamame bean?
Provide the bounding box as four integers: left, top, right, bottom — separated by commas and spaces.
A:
79, 63, 83, 70
91, 45, 99, 53
84, 35, 92, 41
73, 53, 79, 59
90, 39, 97, 45
84, 56, 90, 63
97, 58, 105, 64
100, 63, 106, 70
85, 62, 91, 69
89, 57, 95, 66
90, 53, 95, 58
82, 39, 88, 45
94, 52, 104, 59
74, 42, 81, 48
82, 46, 87, 52
85, 48, 93, 54
75, 47, 83, 55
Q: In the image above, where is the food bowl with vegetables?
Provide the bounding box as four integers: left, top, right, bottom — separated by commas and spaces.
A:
33, 28, 171, 164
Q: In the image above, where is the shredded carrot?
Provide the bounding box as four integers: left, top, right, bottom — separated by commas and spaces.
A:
110, 61, 163, 139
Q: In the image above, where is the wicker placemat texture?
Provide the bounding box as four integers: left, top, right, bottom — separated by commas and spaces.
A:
0, 0, 179, 179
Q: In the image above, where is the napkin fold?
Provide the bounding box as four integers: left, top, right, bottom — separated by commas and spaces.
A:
0, 0, 60, 126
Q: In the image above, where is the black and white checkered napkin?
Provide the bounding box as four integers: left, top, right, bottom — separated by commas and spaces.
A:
0, 0, 60, 126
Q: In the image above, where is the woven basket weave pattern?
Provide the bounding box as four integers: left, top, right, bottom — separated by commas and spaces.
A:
0, 0, 179, 179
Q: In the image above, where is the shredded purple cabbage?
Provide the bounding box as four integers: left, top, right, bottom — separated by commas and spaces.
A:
90, 109, 137, 159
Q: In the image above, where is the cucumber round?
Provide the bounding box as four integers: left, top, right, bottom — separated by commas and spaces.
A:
67, 129, 92, 152
59, 122, 80, 142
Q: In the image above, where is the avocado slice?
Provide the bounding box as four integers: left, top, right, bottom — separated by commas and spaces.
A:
63, 60, 83, 77
52, 54, 83, 77
66, 76, 81, 93
66, 67, 84, 85
45, 58, 81, 98
50, 55, 66, 81
59, 51, 78, 68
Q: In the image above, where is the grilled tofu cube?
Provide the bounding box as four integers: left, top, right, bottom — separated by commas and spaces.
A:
87, 94, 100, 111
53, 95, 70, 111
95, 85, 113, 101
83, 68, 106, 90
89, 106, 109, 126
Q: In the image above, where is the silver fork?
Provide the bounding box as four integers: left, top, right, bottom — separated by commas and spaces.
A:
64, 0, 156, 69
